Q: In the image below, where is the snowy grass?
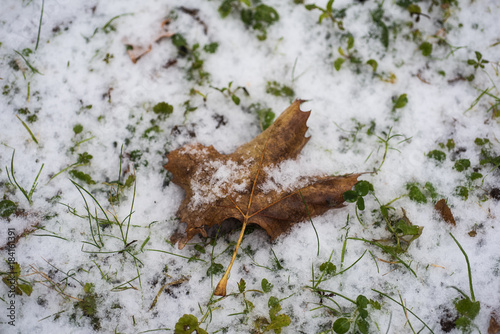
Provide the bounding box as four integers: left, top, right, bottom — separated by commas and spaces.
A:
1, 0, 500, 333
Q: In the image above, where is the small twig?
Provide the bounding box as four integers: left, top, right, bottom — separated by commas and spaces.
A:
127, 44, 152, 64
149, 277, 189, 310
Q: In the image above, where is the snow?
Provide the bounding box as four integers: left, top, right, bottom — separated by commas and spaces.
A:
190, 157, 252, 209
1, 0, 499, 333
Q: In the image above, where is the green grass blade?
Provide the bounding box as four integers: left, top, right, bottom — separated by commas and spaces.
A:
35, 0, 45, 50
348, 237, 417, 277
28, 163, 44, 199
6, 150, 42, 205
124, 172, 136, 244
102, 13, 133, 31
16, 115, 39, 144
298, 190, 320, 256
71, 180, 104, 248
373, 289, 434, 334
449, 233, 475, 301
14, 50, 43, 75
47, 163, 83, 183
145, 248, 206, 262
336, 250, 366, 276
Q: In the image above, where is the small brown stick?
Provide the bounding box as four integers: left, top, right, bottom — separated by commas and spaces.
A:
403, 298, 410, 326
154, 32, 175, 43
149, 276, 189, 310
416, 73, 430, 84
127, 44, 152, 64
377, 258, 399, 264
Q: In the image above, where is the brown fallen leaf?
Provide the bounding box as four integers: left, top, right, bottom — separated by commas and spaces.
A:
490, 313, 500, 334
435, 198, 456, 226
164, 99, 359, 295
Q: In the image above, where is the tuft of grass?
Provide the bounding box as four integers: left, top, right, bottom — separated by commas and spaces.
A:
70, 180, 105, 249
367, 127, 411, 172
6, 150, 44, 205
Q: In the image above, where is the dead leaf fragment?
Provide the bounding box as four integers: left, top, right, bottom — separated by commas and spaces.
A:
490, 313, 500, 334
126, 44, 152, 64
165, 100, 359, 249
435, 198, 456, 226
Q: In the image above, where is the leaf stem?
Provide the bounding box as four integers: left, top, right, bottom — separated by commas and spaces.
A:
214, 218, 248, 296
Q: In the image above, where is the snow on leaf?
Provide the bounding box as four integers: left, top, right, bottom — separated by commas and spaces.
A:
164, 100, 359, 295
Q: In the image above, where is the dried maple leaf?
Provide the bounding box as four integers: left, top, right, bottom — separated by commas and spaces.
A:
164, 99, 359, 295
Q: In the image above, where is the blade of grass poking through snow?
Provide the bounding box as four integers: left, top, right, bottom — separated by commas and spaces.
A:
140, 236, 150, 252
102, 13, 133, 32
16, 115, 39, 144
449, 233, 476, 302
111, 275, 141, 291
125, 172, 136, 243
35, 0, 45, 50
14, 50, 43, 75
368, 250, 380, 273
299, 190, 320, 256
340, 216, 350, 269
398, 292, 417, 334
340, 231, 347, 269
47, 162, 87, 183
336, 249, 366, 276
465, 87, 493, 113
6, 150, 44, 205
348, 237, 417, 277
145, 249, 206, 262
271, 248, 284, 270
373, 127, 412, 172
243, 248, 274, 271
33, 231, 69, 242
373, 289, 434, 334
71, 180, 105, 248
311, 249, 366, 289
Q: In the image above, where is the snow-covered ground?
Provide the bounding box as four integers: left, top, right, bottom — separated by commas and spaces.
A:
1, 0, 499, 333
